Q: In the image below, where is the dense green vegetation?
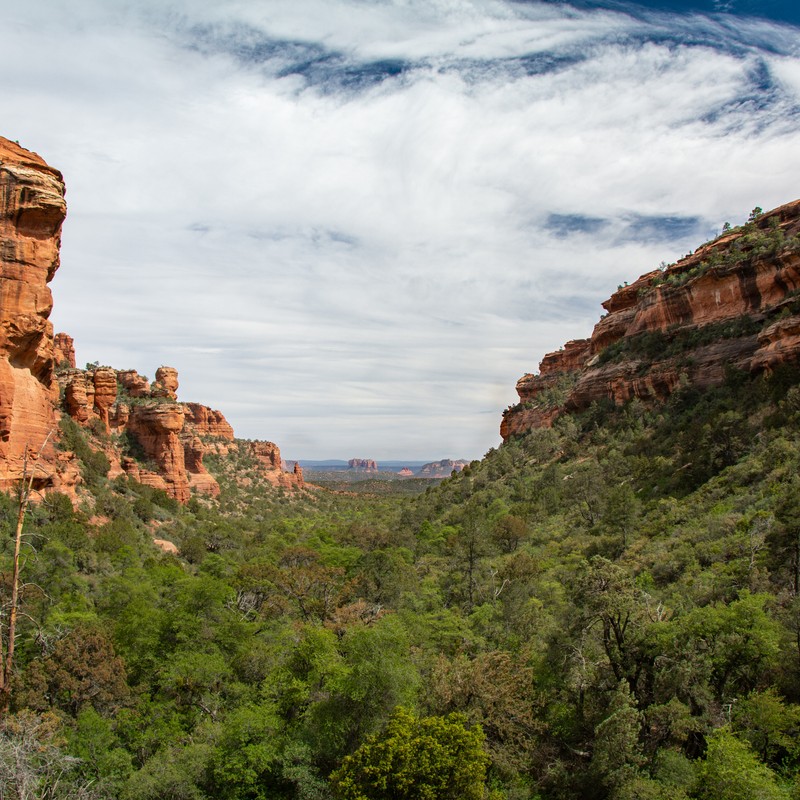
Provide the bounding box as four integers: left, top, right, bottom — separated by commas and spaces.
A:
3, 363, 800, 799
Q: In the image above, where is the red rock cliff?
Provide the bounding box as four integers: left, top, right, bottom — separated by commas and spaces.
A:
0, 138, 66, 490
1, 137, 305, 503
58, 363, 228, 501
242, 440, 305, 489
53, 332, 76, 368
502, 200, 800, 440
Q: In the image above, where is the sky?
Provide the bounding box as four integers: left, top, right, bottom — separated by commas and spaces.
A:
2, 0, 800, 461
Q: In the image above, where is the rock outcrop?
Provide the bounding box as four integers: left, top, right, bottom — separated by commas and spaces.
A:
241, 440, 305, 489
183, 402, 235, 440
348, 458, 378, 471
0, 138, 67, 491
153, 366, 179, 400
418, 459, 469, 477
117, 369, 150, 398
0, 136, 304, 503
53, 332, 75, 368
125, 402, 190, 502
502, 200, 800, 440
57, 362, 235, 501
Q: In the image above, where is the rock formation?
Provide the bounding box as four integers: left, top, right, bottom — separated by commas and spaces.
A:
125, 402, 190, 502
53, 332, 75, 368
0, 138, 67, 491
502, 200, 800, 440
117, 369, 150, 398
418, 459, 469, 477
0, 136, 304, 503
183, 403, 235, 440
56, 362, 237, 500
348, 458, 378, 471
241, 440, 305, 489
153, 366, 179, 400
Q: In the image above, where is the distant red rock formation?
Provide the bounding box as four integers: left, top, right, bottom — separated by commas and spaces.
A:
418, 459, 468, 477
348, 458, 378, 471
502, 200, 800, 440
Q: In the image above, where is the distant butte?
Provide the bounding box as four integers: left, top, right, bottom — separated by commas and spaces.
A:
348, 458, 378, 471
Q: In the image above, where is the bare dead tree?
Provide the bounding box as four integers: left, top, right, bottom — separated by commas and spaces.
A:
0, 432, 52, 714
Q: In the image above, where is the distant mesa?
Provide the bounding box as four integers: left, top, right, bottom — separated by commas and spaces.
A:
348, 458, 378, 471
0, 135, 304, 503
398, 467, 414, 477
502, 199, 800, 440
418, 459, 469, 477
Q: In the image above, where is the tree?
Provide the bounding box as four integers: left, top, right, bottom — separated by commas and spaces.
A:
693, 727, 788, 800
0, 709, 101, 799
427, 650, 544, 776
591, 681, 643, 794
21, 624, 130, 717
329, 707, 489, 800
305, 616, 420, 766
1, 438, 52, 713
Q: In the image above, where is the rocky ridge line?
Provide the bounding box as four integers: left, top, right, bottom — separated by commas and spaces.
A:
502, 200, 800, 440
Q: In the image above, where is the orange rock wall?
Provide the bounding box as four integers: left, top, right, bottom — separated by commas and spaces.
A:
0, 138, 66, 490
242, 440, 305, 489
502, 200, 800, 440
54, 332, 76, 368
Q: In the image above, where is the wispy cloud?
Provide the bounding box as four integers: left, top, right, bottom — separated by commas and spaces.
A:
2, 0, 799, 458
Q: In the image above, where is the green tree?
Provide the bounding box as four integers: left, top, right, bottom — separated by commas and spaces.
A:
693, 727, 788, 800
591, 681, 643, 794
329, 707, 489, 800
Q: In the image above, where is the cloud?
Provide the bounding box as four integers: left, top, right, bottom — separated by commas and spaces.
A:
2, 0, 800, 458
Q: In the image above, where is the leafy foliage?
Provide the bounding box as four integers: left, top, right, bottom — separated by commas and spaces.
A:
3, 349, 800, 799
329, 707, 489, 800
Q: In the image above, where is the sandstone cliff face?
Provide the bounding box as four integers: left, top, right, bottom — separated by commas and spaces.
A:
117, 369, 150, 397
125, 402, 190, 503
183, 402, 235, 440
0, 137, 306, 503
53, 332, 75, 368
56, 358, 308, 501
241, 440, 305, 489
153, 366, 179, 400
57, 363, 229, 501
502, 200, 800, 440
0, 138, 66, 490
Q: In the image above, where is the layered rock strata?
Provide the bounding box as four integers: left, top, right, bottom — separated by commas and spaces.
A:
0, 136, 305, 502
58, 364, 231, 500
348, 458, 378, 471
0, 138, 67, 491
418, 459, 469, 477
502, 200, 800, 440
241, 440, 305, 489
53, 332, 76, 368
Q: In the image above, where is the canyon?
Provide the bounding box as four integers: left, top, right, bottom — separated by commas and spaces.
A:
0, 137, 303, 502
502, 200, 800, 440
